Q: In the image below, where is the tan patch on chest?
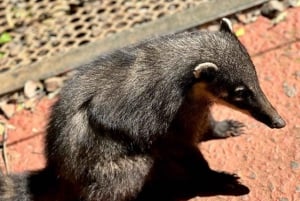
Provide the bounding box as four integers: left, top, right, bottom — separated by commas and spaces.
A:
177, 83, 213, 142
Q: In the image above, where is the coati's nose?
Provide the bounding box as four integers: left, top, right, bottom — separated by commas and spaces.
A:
271, 117, 286, 129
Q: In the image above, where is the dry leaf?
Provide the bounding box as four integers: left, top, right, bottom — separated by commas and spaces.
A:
0, 102, 15, 118
0, 123, 5, 135
235, 28, 245, 37
272, 12, 288, 25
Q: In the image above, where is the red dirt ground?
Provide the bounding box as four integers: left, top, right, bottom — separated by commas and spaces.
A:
1, 7, 299, 201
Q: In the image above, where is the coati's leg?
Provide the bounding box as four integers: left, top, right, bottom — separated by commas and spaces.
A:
136, 143, 249, 200
80, 155, 153, 201
202, 114, 245, 141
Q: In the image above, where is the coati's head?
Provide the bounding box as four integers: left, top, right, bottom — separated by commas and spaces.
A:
192, 18, 285, 129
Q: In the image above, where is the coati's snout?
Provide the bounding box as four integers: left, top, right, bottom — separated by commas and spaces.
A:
193, 62, 285, 129
193, 18, 286, 129
244, 90, 286, 129
221, 85, 286, 129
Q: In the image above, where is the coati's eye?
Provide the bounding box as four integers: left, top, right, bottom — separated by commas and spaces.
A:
233, 86, 251, 101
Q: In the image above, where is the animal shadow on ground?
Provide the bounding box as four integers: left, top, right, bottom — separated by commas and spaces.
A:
136, 145, 250, 201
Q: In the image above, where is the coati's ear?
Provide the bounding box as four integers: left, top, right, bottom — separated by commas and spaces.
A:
220, 18, 233, 33
193, 62, 218, 81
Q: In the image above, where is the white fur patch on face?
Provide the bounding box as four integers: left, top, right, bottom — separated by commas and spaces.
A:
234, 86, 245, 92
233, 86, 246, 101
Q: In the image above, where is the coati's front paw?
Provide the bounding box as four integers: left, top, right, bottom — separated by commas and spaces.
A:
213, 120, 245, 138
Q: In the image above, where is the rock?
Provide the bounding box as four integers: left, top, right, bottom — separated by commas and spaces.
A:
248, 171, 256, 179
24, 80, 44, 98
0, 123, 5, 135
268, 182, 275, 191
293, 71, 300, 80
0, 102, 15, 118
236, 8, 260, 24
261, 0, 287, 19
290, 161, 299, 170
206, 24, 219, 32
284, 0, 300, 7
44, 77, 64, 92
283, 82, 297, 97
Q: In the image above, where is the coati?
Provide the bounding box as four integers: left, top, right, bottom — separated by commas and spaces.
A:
0, 18, 285, 201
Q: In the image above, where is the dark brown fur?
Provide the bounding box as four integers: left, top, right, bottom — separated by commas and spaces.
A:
0, 19, 285, 201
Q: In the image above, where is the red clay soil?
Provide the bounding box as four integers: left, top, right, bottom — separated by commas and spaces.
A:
1, 7, 299, 201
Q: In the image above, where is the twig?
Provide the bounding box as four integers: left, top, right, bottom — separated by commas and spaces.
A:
0, 121, 9, 174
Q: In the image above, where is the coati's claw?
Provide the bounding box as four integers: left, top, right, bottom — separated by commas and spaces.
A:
213, 120, 246, 138
226, 120, 245, 136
